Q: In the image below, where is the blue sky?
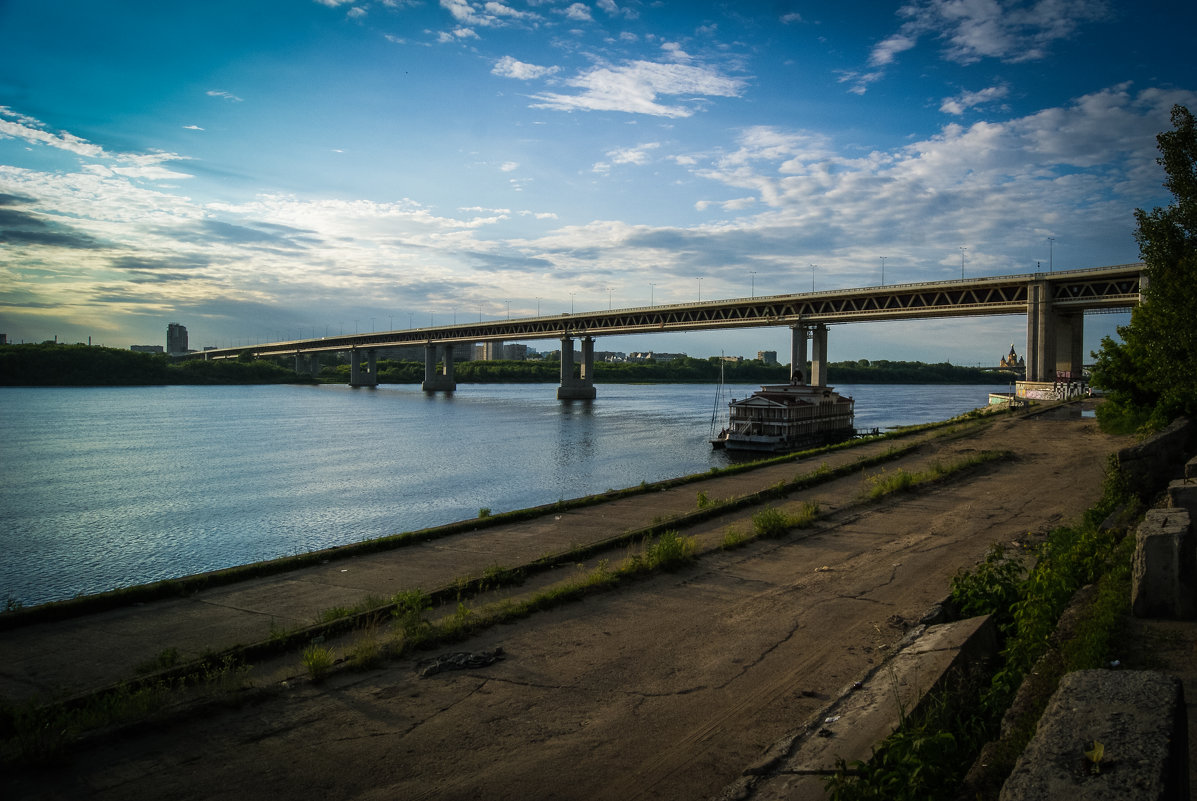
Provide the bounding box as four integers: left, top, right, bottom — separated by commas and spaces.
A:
1, 0, 1194, 365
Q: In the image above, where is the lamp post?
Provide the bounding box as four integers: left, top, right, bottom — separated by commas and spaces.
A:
749, 270, 756, 298
959, 246, 967, 280
1048, 237, 1054, 272
697, 277, 703, 301
809, 264, 816, 292
607, 287, 614, 310
649, 282, 655, 306
535, 297, 541, 316
505, 300, 510, 320
570, 292, 575, 313
880, 256, 887, 286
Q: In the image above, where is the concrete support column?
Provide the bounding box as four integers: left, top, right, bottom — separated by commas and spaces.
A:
1026, 280, 1053, 382
558, 335, 596, 400
580, 336, 595, 382
349, 349, 377, 387
559, 336, 574, 384
790, 324, 808, 384
441, 344, 455, 383
422, 343, 456, 392
809, 323, 829, 386
295, 354, 305, 374
1053, 312, 1084, 380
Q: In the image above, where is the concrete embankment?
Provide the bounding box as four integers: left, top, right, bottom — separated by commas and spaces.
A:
0, 419, 964, 705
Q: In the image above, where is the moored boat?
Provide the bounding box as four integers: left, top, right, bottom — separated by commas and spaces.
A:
712, 375, 854, 453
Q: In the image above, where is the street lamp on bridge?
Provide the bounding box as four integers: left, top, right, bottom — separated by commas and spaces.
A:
959, 246, 967, 280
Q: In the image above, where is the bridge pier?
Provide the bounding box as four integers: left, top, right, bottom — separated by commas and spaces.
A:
349, 349, 378, 387
1026, 279, 1085, 382
422, 344, 457, 392
790, 324, 807, 383
810, 323, 829, 386
295, 353, 319, 378
557, 335, 596, 400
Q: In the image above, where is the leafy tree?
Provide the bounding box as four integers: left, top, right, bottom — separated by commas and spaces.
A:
1091, 105, 1197, 431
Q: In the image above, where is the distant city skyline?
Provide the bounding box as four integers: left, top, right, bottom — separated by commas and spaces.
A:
2, 1, 1194, 363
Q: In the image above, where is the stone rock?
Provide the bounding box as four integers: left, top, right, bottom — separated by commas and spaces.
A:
1167, 478, 1197, 520
1131, 508, 1195, 619
1000, 670, 1187, 801
1117, 418, 1194, 502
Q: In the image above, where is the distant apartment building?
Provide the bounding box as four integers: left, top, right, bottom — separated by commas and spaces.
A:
131, 345, 164, 353
0, 333, 7, 345
166, 323, 188, 355
757, 350, 778, 365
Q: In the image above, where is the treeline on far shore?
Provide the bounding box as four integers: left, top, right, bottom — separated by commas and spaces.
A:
1, 343, 1018, 387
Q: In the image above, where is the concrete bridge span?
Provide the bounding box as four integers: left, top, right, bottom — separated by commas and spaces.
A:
195, 263, 1143, 396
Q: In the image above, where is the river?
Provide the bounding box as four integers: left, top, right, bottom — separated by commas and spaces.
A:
0, 382, 1013, 606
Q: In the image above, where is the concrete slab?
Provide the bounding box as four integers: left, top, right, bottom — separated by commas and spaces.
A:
1168, 479, 1197, 519
723, 614, 996, 800
1000, 670, 1187, 801
1132, 508, 1195, 620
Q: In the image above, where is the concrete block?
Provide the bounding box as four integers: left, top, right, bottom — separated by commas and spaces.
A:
1168, 479, 1197, 519
999, 670, 1187, 801
1185, 454, 1197, 482
1131, 508, 1195, 619
736, 615, 996, 800
1118, 418, 1194, 501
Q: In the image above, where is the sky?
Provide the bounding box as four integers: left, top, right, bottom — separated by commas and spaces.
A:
1, 0, 1195, 365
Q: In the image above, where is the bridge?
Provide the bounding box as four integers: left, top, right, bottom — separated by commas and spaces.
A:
195, 263, 1144, 399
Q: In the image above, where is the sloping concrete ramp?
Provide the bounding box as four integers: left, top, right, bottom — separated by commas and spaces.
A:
718, 613, 996, 800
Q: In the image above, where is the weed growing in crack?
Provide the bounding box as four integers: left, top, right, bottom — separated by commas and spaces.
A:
301, 643, 335, 681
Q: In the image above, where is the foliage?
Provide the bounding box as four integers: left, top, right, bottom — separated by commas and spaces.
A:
1091, 104, 1197, 429
0, 343, 303, 386
640, 530, 697, 570
391, 589, 432, 645
301, 643, 335, 681
949, 545, 1024, 623
751, 507, 791, 538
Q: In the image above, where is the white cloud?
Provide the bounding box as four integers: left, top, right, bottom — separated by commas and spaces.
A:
561, 3, 592, 22
868, 33, 917, 67
438, 27, 479, 42
440, 0, 537, 29
206, 89, 243, 102
597, 0, 637, 19
492, 55, 560, 80
0, 108, 191, 180
605, 142, 660, 166
854, 0, 1112, 92
660, 42, 691, 62
499, 161, 519, 172
530, 60, 745, 117
183, 124, 205, 131
940, 84, 1010, 115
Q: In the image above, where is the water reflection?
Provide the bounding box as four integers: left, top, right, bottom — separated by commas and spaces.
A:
0, 382, 1009, 605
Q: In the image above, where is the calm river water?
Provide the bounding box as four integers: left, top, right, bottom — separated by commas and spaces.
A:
0, 382, 1011, 606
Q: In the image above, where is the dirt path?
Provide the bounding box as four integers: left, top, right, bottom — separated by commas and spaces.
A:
6, 408, 1130, 801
